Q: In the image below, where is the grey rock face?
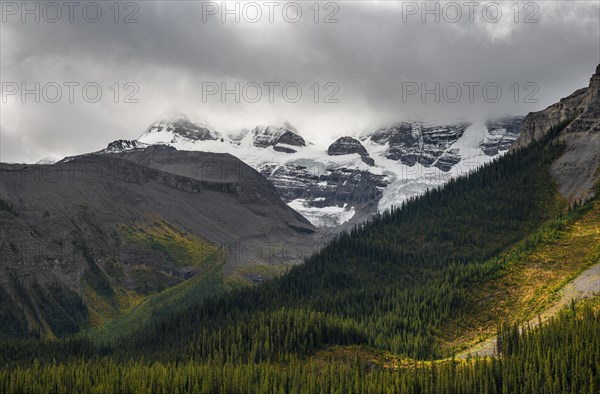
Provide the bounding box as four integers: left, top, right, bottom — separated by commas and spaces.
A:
259, 163, 387, 211
516, 88, 588, 148
515, 65, 600, 149
104, 139, 149, 153
515, 64, 600, 203
370, 122, 471, 171
436, 149, 462, 172
0, 149, 318, 337
480, 117, 523, 156
273, 145, 297, 154
252, 125, 306, 149
550, 132, 600, 203
327, 137, 375, 166
277, 130, 306, 147
564, 64, 600, 135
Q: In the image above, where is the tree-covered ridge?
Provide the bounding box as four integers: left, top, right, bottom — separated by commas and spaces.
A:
107, 123, 566, 361
1, 123, 565, 363
4, 122, 599, 394
2, 301, 598, 393
444, 193, 600, 353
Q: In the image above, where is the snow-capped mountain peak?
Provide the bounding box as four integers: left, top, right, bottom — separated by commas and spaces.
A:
35, 156, 59, 165
105, 115, 523, 228
102, 139, 149, 153
139, 116, 221, 145
250, 123, 306, 151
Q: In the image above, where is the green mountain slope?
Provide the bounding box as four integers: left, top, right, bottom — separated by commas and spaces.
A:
106, 122, 567, 361
2, 298, 598, 393
0, 150, 316, 339
87, 247, 228, 343
3, 122, 600, 393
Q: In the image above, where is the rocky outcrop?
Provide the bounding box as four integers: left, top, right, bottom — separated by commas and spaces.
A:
273, 145, 298, 154
327, 136, 375, 166
516, 88, 588, 148
104, 139, 149, 153
515, 64, 600, 149
252, 124, 306, 149
370, 122, 471, 171
259, 163, 387, 210
549, 65, 600, 203
516, 64, 600, 203
436, 149, 462, 171
481, 117, 523, 156
550, 133, 600, 203
564, 64, 600, 135
277, 130, 306, 147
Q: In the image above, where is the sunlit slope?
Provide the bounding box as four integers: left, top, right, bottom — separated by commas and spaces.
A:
113, 124, 568, 360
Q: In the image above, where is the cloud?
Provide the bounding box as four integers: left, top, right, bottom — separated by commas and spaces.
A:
1, 0, 598, 162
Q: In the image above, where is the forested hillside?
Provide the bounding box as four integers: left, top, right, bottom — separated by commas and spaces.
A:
110, 122, 567, 360
2, 300, 598, 393
2, 122, 599, 393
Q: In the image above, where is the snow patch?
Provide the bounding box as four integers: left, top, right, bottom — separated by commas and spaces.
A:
35, 156, 59, 165
288, 199, 356, 228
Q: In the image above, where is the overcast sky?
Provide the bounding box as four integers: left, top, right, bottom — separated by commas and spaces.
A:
1, 0, 599, 163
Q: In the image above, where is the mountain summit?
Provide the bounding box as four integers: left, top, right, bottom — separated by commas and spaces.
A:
139, 116, 221, 144
113, 117, 522, 228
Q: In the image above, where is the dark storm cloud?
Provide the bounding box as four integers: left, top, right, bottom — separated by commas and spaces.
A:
1, 1, 599, 162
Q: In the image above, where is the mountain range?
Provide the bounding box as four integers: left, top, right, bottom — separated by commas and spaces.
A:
94, 115, 521, 229
0, 113, 525, 337
2, 64, 599, 394
1, 65, 599, 382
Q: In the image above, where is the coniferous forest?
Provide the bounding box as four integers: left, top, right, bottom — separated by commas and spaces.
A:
1, 123, 599, 393
1, 306, 598, 393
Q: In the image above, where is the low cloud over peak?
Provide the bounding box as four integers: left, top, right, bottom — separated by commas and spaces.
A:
1, 1, 598, 163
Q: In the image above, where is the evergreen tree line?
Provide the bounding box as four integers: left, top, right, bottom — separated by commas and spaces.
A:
1, 305, 598, 393
3, 121, 597, 393
104, 123, 567, 362
1, 124, 568, 367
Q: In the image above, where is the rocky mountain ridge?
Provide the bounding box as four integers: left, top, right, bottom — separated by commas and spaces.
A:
0, 149, 317, 336
516, 64, 600, 203
368, 122, 470, 171
328, 137, 375, 166
117, 117, 524, 228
